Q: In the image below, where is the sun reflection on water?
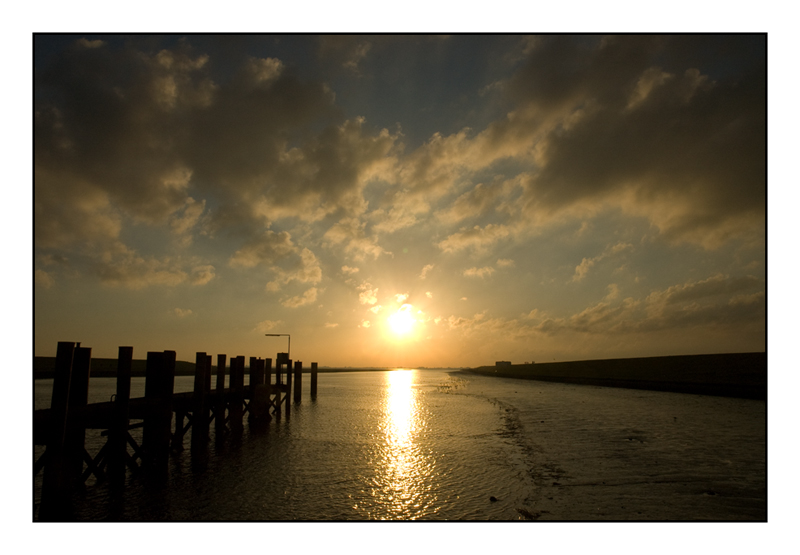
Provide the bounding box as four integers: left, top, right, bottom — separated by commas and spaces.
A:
371, 369, 431, 519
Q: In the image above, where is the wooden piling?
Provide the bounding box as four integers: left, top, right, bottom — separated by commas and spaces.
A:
285, 358, 293, 417
264, 357, 272, 389
108, 346, 133, 488
215, 354, 227, 434
204, 355, 212, 431
205, 355, 212, 393
264, 357, 273, 416
293, 361, 302, 403
249, 359, 271, 426
230, 356, 245, 432
40, 341, 75, 520
66, 346, 92, 483
311, 362, 318, 400
142, 351, 175, 475
253, 357, 266, 386
275, 353, 285, 386
192, 352, 209, 449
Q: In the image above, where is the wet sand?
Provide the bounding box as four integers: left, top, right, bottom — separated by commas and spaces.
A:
456, 373, 766, 521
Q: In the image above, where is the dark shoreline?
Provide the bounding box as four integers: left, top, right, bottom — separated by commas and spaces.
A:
32, 358, 454, 380
33, 353, 766, 399
461, 352, 766, 400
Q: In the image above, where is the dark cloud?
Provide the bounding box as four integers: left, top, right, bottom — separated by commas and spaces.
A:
527, 274, 764, 336
502, 35, 766, 247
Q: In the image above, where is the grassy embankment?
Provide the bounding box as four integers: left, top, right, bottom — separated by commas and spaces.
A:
464, 352, 766, 399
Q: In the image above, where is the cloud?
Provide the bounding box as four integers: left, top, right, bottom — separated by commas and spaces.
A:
267, 248, 322, 291
395, 293, 409, 303
497, 258, 515, 268
437, 224, 511, 254
435, 177, 515, 225
76, 38, 105, 49
645, 274, 761, 314
170, 197, 206, 243
190, 265, 216, 285
229, 230, 295, 268
506, 36, 765, 248
572, 257, 596, 282
281, 287, 318, 308
341, 265, 359, 275
604, 283, 621, 301
528, 273, 763, 336
369, 305, 383, 314
318, 36, 373, 74
324, 217, 390, 261
360, 320, 371, 328
571, 242, 633, 282
174, 308, 193, 318
91, 246, 191, 289
426, 291, 433, 298
419, 264, 434, 279
255, 319, 283, 332
463, 266, 495, 278
35, 269, 55, 289
357, 282, 378, 305
35, 40, 399, 286
324, 322, 339, 328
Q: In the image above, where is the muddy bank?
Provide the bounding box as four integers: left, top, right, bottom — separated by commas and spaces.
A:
464, 353, 766, 399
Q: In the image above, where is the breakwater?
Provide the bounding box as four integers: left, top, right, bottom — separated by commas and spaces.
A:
466, 353, 766, 399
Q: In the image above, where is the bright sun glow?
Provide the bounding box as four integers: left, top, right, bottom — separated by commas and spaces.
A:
388, 304, 415, 335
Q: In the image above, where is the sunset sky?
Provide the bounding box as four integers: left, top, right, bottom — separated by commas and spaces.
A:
33, 34, 766, 367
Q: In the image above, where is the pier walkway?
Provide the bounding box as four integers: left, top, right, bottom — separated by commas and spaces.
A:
33, 341, 319, 520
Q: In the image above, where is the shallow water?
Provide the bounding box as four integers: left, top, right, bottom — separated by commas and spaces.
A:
33, 369, 765, 521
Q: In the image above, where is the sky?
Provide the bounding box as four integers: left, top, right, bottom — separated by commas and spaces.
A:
33, 34, 766, 367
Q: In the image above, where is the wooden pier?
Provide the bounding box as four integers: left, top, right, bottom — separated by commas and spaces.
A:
33, 341, 320, 520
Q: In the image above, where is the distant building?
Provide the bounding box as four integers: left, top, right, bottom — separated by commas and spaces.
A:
495, 361, 512, 367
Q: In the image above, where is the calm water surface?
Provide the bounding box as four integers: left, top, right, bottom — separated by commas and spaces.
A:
33, 369, 765, 521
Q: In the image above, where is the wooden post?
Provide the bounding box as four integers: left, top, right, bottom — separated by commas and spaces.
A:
285, 358, 292, 417
293, 361, 302, 403
250, 357, 265, 387
230, 356, 244, 432
108, 346, 132, 488
204, 355, 212, 431
215, 354, 227, 435
205, 355, 212, 393
66, 346, 92, 483
311, 362, 318, 400
264, 357, 273, 417
249, 359, 271, 426
142, 351, 175, 475
192, 352, 209, 450
40, 341, 75, 520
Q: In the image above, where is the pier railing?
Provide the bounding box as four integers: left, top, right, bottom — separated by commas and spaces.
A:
33, 341, 319, 520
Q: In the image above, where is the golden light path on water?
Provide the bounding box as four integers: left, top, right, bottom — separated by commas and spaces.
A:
371, 369, 433, 519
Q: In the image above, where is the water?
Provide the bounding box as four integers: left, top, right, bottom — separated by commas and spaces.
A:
33, 369, 766, 521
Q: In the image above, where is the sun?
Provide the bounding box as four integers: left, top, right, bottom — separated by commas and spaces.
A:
388, 304, 416, 335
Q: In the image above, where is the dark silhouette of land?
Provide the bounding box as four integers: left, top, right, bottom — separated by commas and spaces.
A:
34, 352, 766, 399
464, 353, 766, 399
33, 358, 455, 379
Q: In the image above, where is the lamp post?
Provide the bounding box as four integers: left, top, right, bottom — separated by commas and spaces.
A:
264, 333, 290, 358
